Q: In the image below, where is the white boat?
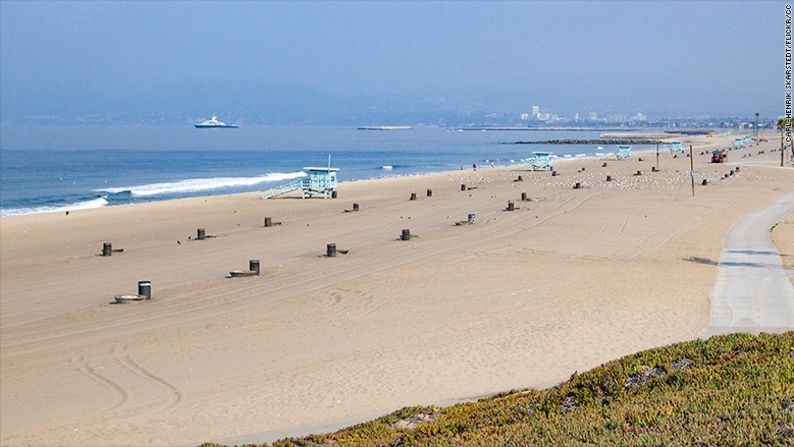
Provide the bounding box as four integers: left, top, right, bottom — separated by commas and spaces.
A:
194, 115, 239, 129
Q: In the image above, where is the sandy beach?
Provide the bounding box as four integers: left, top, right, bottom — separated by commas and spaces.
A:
1, 132, 792, 446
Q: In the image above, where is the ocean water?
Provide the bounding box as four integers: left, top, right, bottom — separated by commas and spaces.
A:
0, 125, 655, 216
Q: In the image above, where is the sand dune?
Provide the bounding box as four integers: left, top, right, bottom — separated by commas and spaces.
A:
1, 132, 792, 446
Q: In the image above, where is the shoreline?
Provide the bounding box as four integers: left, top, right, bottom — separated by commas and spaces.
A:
2, 131, 791, 446
0, 140, 714, 219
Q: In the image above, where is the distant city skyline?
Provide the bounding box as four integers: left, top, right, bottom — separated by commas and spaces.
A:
0, 1, 782, 125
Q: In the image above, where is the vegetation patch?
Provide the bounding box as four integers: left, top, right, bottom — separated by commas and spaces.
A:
202, 332, 794, 447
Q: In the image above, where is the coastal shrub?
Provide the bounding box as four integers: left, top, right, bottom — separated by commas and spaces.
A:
203, 332, 794, 447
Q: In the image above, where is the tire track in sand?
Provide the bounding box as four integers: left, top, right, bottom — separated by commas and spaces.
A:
607, 216, 630, 243
120, 345, 183, 411
71, 355, 128, 412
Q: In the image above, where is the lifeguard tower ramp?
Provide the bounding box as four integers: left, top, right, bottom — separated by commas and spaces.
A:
261, 179, 304, 199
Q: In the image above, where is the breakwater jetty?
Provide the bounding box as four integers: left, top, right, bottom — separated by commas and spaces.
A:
455, 127, 630, 132
514, 138, 662, 145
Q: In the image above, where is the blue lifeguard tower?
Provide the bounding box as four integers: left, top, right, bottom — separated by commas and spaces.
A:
261, 157, 339, 199
300, 166, 339, 198
616, 145, 632, 160
531, 151, 553, 171
668, 141, 684, 154
733, 137, 744, 149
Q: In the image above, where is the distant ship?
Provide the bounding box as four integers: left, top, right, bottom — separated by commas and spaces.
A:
357, 125, 411, 131
194, 115, 239, 129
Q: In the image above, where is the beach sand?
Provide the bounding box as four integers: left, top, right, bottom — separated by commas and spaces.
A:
1, 132, 792, 446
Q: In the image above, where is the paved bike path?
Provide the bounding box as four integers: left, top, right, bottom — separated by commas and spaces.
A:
707, 190, 794, 335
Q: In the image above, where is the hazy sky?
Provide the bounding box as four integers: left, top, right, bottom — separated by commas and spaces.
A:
0, 1, 782, 122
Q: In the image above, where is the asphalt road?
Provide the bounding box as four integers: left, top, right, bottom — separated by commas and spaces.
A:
707, 189, 794, 336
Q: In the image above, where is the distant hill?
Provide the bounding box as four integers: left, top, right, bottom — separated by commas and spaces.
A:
202, 332, 794, 446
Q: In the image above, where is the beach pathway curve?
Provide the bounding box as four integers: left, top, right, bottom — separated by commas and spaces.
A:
707, 189, 794, 335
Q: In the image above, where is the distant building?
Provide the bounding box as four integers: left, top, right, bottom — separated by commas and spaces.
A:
574, 112, 580, 121
520, 113, 530, 121
588, 112, 598, 121
632, 112, 647, 122
531, 105, 540, 118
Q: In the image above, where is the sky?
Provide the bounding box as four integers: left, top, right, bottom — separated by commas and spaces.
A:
0, 1, 783, 123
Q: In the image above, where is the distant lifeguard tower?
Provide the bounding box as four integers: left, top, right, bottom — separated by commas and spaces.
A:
530, 151, 553, 171
733, 137, 744, 149
616, 145, 632, 160
261, 157, 339, 199
668, 141, 684, 154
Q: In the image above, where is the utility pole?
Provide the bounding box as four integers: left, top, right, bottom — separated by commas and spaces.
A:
754, 112, 760, 139
689, 145, 695, 197
656, 141, 660, 171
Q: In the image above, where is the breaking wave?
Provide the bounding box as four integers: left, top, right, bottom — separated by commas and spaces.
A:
1, 196, 109, 216
98, 171, 307, 197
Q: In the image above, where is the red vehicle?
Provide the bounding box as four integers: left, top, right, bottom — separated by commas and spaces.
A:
711, 149, 727, 163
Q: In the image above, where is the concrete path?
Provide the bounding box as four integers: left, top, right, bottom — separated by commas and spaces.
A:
707, 190, 794, 335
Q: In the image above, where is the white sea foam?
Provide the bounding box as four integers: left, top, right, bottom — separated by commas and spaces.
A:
99, 171, 307, 197
1, 197, 109, 217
